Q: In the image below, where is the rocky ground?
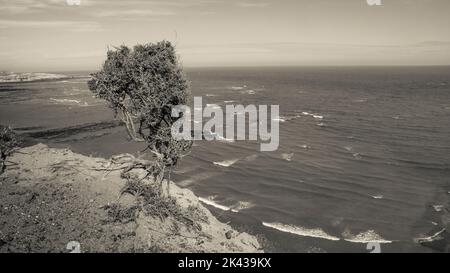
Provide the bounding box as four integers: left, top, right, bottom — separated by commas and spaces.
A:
0, 144, 262, 253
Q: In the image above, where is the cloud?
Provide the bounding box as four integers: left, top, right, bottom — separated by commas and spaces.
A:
235, 2, 270, 8
0, 0, 68, 14
0, 19, 102, 32
93, 9, 175, 17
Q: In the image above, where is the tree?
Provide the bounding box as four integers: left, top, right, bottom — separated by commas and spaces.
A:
88, 41, 192, 194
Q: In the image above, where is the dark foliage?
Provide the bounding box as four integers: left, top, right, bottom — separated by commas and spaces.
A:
88, 41, 192, 192
0, 125, 20, 174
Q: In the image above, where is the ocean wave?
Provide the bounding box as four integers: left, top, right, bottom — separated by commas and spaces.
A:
243, 90, 255, 95
262, 222, 340, 241
198, 197, 239, 213
50, 98, 81, 104
272, 117, 286, 123
301, 111, 325, 120
343, 230, 392, 244
432, 205, 444, 212
229, 86, 246, 91
370, 194, 384, 199
231, 200, 254, 212
281, 153, 294, 161
414, 228, 446, 244
213, 158, 239, 167
216, 135, 235, 142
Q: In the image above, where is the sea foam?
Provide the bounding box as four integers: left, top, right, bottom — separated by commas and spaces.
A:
198, 197, 239, 213
343, 230, 392, 244
262, 222, 340, 241
213, 159, 239, 167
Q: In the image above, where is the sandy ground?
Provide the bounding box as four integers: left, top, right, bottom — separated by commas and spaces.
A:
0, 144, 262, 253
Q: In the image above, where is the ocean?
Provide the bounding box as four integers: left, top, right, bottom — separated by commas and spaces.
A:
1, 66, 449, 252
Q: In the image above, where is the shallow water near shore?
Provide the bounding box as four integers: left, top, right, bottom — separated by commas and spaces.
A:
1, 67, 449, 252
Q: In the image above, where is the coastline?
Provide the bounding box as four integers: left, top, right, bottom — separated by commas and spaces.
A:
0, 143, 262, 253
0, 72, 73, 84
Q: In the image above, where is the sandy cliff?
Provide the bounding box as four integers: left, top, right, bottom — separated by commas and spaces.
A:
0, 144, 262, 253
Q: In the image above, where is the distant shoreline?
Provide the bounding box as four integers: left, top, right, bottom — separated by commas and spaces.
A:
0, 72, 75, 84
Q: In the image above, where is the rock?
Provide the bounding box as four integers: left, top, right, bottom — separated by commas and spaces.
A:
225, 230, 233, 240
26, 192, 37, 203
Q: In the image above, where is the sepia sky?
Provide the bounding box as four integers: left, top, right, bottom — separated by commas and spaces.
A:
0, 0, 450, 71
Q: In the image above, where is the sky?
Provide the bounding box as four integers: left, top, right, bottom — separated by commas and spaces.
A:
0, 0, 449, 71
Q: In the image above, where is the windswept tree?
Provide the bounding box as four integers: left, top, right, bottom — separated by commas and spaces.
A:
88, 41, 192, 194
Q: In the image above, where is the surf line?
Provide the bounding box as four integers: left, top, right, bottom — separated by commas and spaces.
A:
171, 96, 280, 151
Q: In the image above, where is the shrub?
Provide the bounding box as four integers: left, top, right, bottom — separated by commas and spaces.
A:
88, 41, 192, 194
0, 125, 19, 174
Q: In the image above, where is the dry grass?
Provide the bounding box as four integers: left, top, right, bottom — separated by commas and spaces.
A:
104, 203, 140, 224
120, 178, 208, 232
0, 125, 20, 174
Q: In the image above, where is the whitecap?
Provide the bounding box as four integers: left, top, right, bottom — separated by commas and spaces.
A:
317, 123, 325, 127
230, 86, 245, 91
231, 201, 254, 212
432, 205, 444, 212
272, 117, 286, 123
50, 98, 81, 104
216, 135, 235, 142
301, 111, 325, 120
371, 194, 384, 199
281, 153, 294, 161
414, 228, 446, 244
343, 230, 392, 244
198, 197, 238, 213
262, 222, 340, 241
213, 159, 239, 167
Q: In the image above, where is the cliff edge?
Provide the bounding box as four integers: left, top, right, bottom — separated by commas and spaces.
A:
0, 144, 262, 253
